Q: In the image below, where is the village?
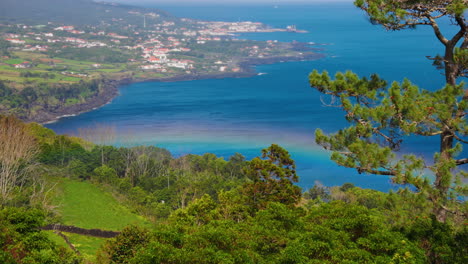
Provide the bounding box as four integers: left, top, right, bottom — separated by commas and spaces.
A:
0, 12, 305, 76
0, 0, 317, 123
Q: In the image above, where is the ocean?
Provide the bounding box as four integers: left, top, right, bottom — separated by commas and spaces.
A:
45, 2, 457, 191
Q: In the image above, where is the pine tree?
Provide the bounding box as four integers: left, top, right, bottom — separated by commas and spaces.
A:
309, 0, 468, 223
243, 144, 302, 210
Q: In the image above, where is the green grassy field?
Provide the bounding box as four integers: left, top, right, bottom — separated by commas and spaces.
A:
54, 178, 148, 230
4, 58, 25, 64
66, 233, 107, 261
49, 178, 150, 262
93, 68, 123, 73
46, 230, 106, 262
46, 230, 70, 248
1, 51, 124, 79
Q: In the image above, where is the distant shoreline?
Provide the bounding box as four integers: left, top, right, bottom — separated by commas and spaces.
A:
38, 52, 324, 125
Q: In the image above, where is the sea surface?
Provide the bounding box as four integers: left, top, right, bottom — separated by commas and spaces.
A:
46, 2, 459, 191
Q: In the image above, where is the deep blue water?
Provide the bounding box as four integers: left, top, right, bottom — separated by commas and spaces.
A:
46, 3, 459, 191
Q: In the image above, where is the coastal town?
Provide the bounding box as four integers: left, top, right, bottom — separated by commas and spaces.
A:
0, 1, 318, 123
1, 11, 310, 76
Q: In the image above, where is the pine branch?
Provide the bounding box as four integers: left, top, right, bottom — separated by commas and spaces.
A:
427, 15, 449, 45
453, 133, 468, 144
356, 167, 396, 176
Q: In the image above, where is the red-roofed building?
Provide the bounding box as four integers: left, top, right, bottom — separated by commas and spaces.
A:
5, 39, 25, 44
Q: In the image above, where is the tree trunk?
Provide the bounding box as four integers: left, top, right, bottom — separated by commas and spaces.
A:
444, 46, 458, 86
440, 130, 454, 160
432, 44, 458, 223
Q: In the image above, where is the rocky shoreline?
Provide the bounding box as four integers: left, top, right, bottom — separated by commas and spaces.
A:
28, 79, 127, 124
34, 52, 325, 124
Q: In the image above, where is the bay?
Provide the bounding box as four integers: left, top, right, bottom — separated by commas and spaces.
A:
46, 2, 455, 191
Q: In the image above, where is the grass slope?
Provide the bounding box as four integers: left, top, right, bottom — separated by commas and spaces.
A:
46, 231, 106, 262
54, 178, 148, 231
50, 178, 150, 261
66, 233, 106, 262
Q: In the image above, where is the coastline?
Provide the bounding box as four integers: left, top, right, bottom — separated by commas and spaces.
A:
35, 52, 325, 125
35, 78, 126, 125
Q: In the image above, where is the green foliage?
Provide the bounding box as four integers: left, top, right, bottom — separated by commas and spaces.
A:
0, 80, 13, 97
173, 194, 220, 226
6, 119, 464, 263
0, 207, 80, 264
99, 199, 429, 264
97, 226, 150, 264
39, 135, 89, 166
67, 160, 91, 180
293, 201, 426, 264
217, 188, 251, 222
302, 183, 468, 263
354, 0, 467, 30
401, 216, 468, 264
309, 69, 467, 222
306, 0, 466, 225
304, 183, 330, 201
0, 39, 11, 56
2, 1, 466, 262
32, 127, 250, 219
93, 165, 118, 184
0, 79, 102, 120
454, 47, 468, 77
243, 144, 302, 210
20, 71, 56, 79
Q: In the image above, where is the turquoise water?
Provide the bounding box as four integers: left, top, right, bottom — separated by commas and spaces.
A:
46, 3, 458, 191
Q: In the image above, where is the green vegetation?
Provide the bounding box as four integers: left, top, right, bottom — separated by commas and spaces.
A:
0, 207, 80, 264
53, 47, 136, 64
0, 39, 10, 56
54, 178, 148, 230
97, 193, 466, 264
309, 0, 467, 224
0, 77, 104, 121
0, 0, 313, 122
65, 233, 106, 262
243, 144, 302, 210
0, 0, 466, 263
45, 228, 107, 262
4, 59, 24, 65
0, 115, 466, 263
45, 231, 71, 249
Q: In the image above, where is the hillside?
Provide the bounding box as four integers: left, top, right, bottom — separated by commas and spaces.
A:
47, 178, 150, 261
0, 0, 173, 25
53, 178, 149, 230
0, 0, 466, 262
0, 114, 466, 263
0, 0, 318, 123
